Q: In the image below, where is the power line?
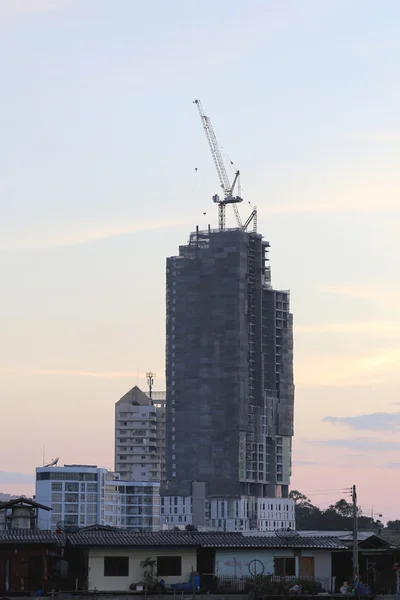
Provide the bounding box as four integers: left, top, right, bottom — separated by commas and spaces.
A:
297, 488, 350, 494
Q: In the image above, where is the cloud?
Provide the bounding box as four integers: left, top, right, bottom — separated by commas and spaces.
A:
259, 181, 400, 216
324, 412, 400, 432
312, 438, 400, 452
320, 284, 400, 307
296, 346, 400, 387
0, 367, 154, 379
29, 368, 148, 379
0, 471, 34, 484
0, 218, 185, 251
347, 132, 400, 144
0, 0, 71, 19
296, 321, 400, 335
385, 463, 400, 470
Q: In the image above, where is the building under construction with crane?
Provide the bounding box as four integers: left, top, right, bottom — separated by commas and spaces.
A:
163, 101, 294, 531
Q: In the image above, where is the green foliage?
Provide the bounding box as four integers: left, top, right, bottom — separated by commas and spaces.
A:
291, 491, 381, 531
247, 575, 321, 596
140, 557, 158, 588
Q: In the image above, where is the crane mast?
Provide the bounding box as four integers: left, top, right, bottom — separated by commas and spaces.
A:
193, 99, 243, 230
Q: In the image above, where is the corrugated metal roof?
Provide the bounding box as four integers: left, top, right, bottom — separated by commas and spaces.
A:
380, 531, 400, 547
67, 529, 347, 549
0, 529, 64, 545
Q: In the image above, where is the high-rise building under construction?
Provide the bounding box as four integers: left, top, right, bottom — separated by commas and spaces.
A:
165, 225, 294, 501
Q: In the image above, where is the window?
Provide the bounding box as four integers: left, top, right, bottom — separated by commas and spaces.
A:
104, 557, 129, 577
274, 557, 295, 576
65, 494, 79, 503
65, 483, 79, 492
157, 556, 181, 577
52, 482, 62, 491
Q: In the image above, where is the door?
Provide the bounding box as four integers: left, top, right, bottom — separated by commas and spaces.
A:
299, 557, 315, 579
28, 556, 43, 592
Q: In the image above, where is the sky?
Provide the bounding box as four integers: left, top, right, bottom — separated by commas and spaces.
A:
1, 0, 400, 521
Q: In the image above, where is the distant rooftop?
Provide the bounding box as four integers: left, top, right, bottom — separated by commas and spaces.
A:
0, 497, 51, 512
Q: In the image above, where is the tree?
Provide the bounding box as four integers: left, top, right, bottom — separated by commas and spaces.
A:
291, 491, 381, 531
140, 557, 158, 588
387, 520, 400, 530
331, 499, 353, 518
289, 490, 311, 505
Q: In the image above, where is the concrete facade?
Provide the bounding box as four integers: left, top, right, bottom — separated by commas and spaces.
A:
115, 386, 161, 483
35, 465, 160, 532
87, 546, 197, 591
214, 548, 333, 590
161, 494, 295, 532
145, 391, 167, 488
165, 227, 294, 499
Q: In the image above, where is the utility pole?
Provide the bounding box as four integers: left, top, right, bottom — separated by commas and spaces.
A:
352, 485, 359, 583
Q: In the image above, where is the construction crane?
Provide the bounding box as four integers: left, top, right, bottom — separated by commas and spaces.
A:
193, 99, 243, 231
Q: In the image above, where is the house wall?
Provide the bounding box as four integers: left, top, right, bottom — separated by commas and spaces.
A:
302, 549, 332, 582
88, 547, 197, 591
215, 549, 294, 577
215, 548, 332, 588
0, 547, 49, 593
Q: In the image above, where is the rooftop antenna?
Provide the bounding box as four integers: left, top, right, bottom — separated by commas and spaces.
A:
146, 372, 156, 403
44, 457, 59, 468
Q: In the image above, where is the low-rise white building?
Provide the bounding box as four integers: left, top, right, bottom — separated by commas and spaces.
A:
35, 464, 160, 532
161, 494, 295, 532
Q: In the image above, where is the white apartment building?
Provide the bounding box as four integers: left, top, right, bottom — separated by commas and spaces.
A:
161, 495, 295, 532
115, 386, 165, 483
146, 391, 166, 487
35, 464, 160, 532
119, 481, 160, 530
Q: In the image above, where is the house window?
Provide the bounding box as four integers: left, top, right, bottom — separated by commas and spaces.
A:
104, 557, 129, 577
157, 556, 182, 577
274, 557, 295, 576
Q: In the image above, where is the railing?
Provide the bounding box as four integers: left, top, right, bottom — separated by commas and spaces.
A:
199, 574, 334, 594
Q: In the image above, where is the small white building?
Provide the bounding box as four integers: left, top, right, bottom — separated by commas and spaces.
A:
161, 494, 295, 532
35, 464, 160, 532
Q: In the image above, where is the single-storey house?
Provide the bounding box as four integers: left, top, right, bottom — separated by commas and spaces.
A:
0, 497, 64, 595
0, 529, 65, 594
66, 528, 347, 592
293, 530, 400, 593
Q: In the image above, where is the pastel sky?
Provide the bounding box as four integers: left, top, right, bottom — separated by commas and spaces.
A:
1, 0, 400, 521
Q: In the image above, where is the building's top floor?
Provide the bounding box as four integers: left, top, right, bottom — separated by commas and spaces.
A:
118, 481, 160, 493
116, 385, 155, 408
146, 390, 166, 402
169, 226, 267, 259
36, 465, 118, 481
36, 466, 160, 492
